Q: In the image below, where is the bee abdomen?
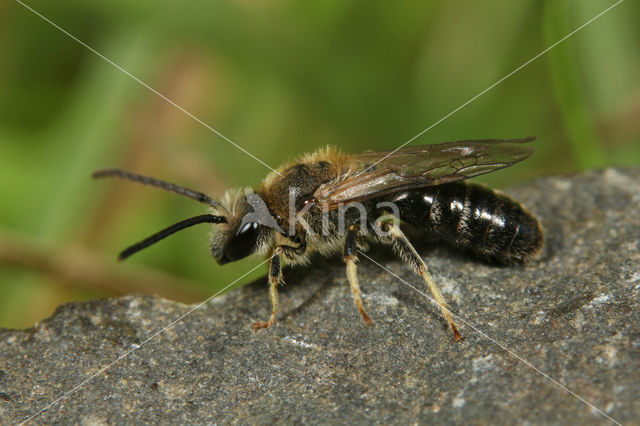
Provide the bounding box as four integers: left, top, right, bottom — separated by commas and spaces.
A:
391, 182, 543, 263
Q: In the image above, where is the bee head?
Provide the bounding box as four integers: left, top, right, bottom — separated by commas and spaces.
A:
209, 188, 272, 265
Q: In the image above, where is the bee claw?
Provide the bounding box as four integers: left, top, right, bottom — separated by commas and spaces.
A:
252, 320, 274, 331
453, 327, 464, 342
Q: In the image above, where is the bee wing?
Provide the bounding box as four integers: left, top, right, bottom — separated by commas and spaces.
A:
314, 137, 535, 207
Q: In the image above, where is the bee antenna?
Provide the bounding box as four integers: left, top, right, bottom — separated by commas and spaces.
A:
92, 169, 224, 210
118, 214, 227, 261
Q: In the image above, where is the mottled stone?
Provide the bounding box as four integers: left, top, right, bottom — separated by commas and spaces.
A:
1, 168, 639, 424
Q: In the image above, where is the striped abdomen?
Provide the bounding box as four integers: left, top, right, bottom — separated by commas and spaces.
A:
390, 182, 543, 263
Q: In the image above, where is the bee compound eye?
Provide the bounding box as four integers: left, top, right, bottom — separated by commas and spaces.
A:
223, 222, 260, 262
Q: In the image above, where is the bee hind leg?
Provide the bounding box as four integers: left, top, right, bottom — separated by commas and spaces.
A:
380, 221, 462, 341
344, 224, 372, 325
252, 248, 282, 331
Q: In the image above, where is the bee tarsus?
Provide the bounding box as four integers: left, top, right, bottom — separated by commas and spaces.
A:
380, 220, 463, 341
344, 224, 372, 326
252, 247, 283, 331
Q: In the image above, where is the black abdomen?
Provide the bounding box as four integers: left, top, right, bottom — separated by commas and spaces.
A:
390, 182, 543, 263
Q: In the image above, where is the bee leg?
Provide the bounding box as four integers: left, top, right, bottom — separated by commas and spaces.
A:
344, 224, 372, 325
381, 221, 462, 341
252, 248, 282, 331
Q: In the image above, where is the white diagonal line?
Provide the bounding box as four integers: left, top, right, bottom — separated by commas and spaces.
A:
360, 0, 625, 175
14, 0, 281, 176
358, 250, 621, 426
20, 255, 274, 425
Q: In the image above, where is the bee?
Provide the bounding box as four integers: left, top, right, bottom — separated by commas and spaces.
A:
93, 137, 543, 340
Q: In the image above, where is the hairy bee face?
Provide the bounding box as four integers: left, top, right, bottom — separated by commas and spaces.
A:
209, 189, 271, 265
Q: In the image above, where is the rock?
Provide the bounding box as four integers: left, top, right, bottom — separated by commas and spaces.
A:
1, 168, 639, 424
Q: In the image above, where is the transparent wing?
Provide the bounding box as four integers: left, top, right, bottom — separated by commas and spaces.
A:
314, 137, 535, 207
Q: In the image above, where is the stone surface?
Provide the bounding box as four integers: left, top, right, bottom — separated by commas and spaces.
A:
1, 168, 639, 424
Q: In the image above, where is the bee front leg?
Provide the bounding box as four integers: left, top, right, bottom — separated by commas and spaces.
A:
344, 224, 372, 325
252, 248, 283, 331
379, 220, 462, 341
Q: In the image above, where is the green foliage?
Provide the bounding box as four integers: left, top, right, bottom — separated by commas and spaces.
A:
1, 0, 638, 328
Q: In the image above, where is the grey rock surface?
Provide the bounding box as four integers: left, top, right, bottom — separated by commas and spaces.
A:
1, 168, 639, 424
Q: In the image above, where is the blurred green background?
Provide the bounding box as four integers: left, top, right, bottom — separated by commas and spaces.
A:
1, 0, 638, 329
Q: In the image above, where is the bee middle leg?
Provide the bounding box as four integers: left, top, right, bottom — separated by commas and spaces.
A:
252, 248, 283, 331
344, 224, 372, 325
379, 220, 462, 341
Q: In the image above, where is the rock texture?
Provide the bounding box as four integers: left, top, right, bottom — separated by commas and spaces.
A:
1, 168, 639, 424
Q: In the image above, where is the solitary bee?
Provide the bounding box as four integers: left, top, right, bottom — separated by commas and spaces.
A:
94, 137, 543, 340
